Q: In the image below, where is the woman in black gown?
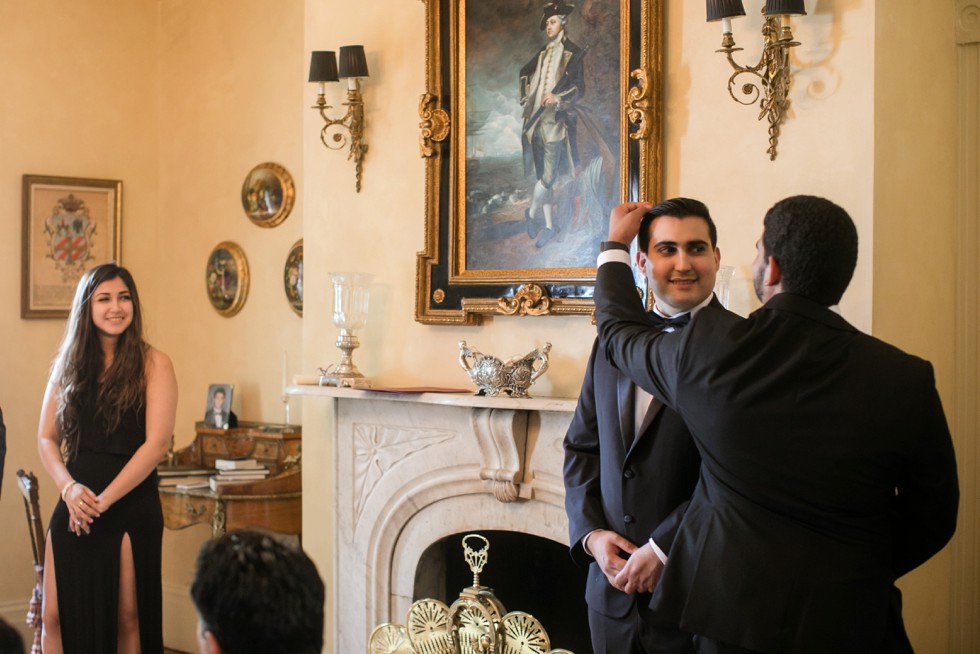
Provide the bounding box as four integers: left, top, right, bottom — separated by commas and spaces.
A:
37, 263, 177, 653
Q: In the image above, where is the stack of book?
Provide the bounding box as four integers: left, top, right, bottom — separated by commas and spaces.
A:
157, 465, 215, 490
209, 458, 270, 491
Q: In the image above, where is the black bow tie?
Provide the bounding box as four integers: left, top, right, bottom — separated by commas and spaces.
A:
648, 311, 691, 331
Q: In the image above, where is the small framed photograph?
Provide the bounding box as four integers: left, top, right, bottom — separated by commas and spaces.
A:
21, 174, 122, 318
204, 384, 235, 429
241, 162, 295, 228
206, 241, 249, 317
283, 238, 303, 316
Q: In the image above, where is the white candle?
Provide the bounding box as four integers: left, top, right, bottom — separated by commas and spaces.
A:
722, 17, 732, 34
347, 77, 358, 91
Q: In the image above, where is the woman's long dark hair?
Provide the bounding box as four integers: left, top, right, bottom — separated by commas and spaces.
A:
53, 263, 148, 461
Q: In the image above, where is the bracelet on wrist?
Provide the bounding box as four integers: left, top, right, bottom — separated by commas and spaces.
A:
61, 480, 78, 501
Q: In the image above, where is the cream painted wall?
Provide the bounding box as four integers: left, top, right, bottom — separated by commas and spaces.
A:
873, 2, 960, 652
663, 0, 875, 327
0, 0, 159, 644
153, 1, 306, 650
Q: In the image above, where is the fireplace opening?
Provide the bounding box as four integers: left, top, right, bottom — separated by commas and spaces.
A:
413, 530, 592, 653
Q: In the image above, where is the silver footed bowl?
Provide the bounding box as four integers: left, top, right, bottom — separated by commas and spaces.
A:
458, 341, 551, 398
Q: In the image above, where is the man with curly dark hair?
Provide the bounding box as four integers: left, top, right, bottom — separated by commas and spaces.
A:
190, 530, 324, 654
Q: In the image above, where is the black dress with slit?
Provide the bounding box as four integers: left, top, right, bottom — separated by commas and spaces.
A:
48, 398, 163, 654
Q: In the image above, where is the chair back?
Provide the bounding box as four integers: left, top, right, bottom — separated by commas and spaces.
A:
16, 470, 45, 567
16, 469, 44, 654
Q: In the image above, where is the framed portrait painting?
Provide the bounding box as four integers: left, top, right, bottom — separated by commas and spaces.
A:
21, 175, 122, 318
416, 0, 662, 324
241, 162, 295, 228
206, 241, 249, 317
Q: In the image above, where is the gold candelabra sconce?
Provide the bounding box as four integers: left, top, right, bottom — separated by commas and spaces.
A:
308, 46, 369, 191
706, 0, 807, 160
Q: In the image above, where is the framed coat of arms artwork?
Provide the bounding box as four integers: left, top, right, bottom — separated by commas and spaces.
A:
21, 175, 122, 319
415, 0, 662, 324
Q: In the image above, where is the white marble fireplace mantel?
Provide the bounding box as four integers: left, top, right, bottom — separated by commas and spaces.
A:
287, 384, 577, 654
287, 384, 577, 411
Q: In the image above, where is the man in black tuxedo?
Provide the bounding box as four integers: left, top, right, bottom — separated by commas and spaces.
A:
565, 198, 732, 653
593, 196, 959, 653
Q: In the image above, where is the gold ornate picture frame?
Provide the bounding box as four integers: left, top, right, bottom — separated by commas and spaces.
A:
206, 241, 249, 317
283, 238, 303, 316
241, 162, 295, 228
21, 174, 122, 318
416, 0, 662, 324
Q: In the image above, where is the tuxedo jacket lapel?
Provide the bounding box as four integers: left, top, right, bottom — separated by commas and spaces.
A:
616, 374, 634, 452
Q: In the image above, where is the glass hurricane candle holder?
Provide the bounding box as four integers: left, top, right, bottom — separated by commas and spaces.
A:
319, 272, 373, 388
714, 265, 736, 309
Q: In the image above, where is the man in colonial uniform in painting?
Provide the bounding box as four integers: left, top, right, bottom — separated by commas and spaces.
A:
520, 0, 586, 248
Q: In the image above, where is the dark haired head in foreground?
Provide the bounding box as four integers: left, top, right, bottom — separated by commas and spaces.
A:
190, 530, 324, 654
0, 616, 24, 654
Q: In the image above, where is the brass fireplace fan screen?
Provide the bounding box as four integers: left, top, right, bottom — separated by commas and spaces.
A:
369, 534, 574, 654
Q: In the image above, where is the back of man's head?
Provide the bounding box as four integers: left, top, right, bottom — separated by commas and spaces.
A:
638, 197, 717, 252
0, 616, 24, 654
191, 530, 324, 654
763, 195, 858, 306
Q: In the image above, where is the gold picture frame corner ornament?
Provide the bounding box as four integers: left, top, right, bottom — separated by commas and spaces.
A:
241, 162, 295, 228
206, 241, 249, 317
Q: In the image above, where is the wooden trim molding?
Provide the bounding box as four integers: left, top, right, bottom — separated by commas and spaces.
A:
953, 3, 980, 651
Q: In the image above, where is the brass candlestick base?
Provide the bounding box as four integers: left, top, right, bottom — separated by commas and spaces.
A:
319, 332, 370, 388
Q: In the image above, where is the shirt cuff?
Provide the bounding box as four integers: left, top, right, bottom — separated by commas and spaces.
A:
648, 538, 668, 564
597, 249, 631, 268
582, 529, 601, 557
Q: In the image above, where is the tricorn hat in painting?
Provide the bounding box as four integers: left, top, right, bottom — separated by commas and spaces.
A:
539, 0, 575, 30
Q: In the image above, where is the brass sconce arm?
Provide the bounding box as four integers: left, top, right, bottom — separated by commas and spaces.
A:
707, 1, 806, 160
312, 84, 368, 192
309, 46, 369, 192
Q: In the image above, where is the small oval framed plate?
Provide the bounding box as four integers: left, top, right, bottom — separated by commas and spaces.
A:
206, 241, 249, 317
284, 238, 303, 315
241, 162, 295, 228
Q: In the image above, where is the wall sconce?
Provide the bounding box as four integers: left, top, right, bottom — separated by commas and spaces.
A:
309, 46, 369, 192
706, 0, 806, 160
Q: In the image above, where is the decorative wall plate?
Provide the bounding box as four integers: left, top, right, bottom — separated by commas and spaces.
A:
241, 162, 295, 228
206, 241, 249, 317
283, 238, 303, 315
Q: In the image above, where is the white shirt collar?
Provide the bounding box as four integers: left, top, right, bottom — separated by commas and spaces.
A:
652, 292, 715, 319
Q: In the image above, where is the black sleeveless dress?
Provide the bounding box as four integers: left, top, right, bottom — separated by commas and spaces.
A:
48, 399, 163, 654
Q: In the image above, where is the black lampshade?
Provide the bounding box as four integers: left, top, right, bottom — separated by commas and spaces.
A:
338, 45, 369, 79
706, 0, 746, 22
764, 0, 806, 15
309, 51, 339, 83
